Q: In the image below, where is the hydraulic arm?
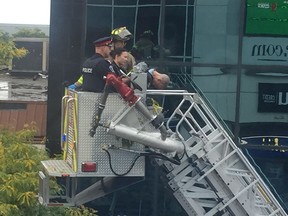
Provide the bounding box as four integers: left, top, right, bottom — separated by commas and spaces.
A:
90, 72, 167, 140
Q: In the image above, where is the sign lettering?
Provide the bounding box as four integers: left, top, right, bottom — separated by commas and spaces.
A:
258, 83, 288, 113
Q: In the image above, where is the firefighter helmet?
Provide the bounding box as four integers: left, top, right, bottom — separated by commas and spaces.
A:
140, 30, 153, 38
111, 27, 133, 41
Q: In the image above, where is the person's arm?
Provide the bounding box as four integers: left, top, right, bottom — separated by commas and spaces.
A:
69, 75, 83, 89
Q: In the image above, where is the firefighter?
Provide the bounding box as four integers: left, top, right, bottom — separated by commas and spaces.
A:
110, 26, 135, 72
131, 30, 155, 60
111, 26, 133, 49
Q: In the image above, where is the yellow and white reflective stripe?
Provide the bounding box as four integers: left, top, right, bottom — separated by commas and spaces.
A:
77, 75, 83, 84
72, 94, 78, 172
111, 26, 126, 35
62, 89, 69, 160
152, 98, 163, 114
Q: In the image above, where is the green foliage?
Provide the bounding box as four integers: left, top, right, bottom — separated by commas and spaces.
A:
0, 204, 21, 216
0, 125, 98, 216
12, 28, 47, 38
0, 30, 28, 67
65, 205, 98, 216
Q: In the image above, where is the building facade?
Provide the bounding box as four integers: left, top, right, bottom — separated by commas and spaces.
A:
84, 0, 288, 206
47, 0, 288, 211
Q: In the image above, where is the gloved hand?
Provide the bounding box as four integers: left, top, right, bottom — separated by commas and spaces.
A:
132, 62, 149, 73
68, 84, 77, 89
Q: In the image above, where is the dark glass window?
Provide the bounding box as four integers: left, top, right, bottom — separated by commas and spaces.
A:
164, 6, 193, 58
85, 1, 195, 63
113, 8, 136, 50
87, 0, 111, 5
86, 6, 112, 56
114, 0, 138, 5
139, 0, 161, 5
130, 6, 161, 61
166, 0, 194, 5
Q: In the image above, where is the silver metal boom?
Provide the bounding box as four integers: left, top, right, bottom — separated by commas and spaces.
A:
108, 90, 287, 215
162, 92, 286, 215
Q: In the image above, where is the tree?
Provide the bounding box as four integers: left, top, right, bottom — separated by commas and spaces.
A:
12, 28, 47, 38
0, 30, 28, 67
0, 124, 98, 216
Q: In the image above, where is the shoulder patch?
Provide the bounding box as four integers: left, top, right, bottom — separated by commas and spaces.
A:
109, 65, 115, 73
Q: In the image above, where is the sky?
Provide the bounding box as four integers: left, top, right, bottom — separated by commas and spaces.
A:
0, 0, 50, 25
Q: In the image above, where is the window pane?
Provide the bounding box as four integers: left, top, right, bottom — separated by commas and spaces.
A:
193, 2, 240, 64
130, 6, 160, 61
139, 0, 160, 5
239, 69, 288, 137
191, 67, 237, 130
87, 0, 111, 5
164, 5, 193, 60
113, 8, 136, 50
114, 0, 138, 5
86, 6, 112, 56
166, 0, 194, 5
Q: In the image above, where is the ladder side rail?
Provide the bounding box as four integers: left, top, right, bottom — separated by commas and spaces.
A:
173, 189, 206, 216
169, 99, 218, 161
185, 95, 287, 215
66, 97, 77, 168
166, 93, 287, 215
203, 140, 272, 214
205, 134, 283, 212
196, 107, 286, 214
167, 160, 191, 179
170, 97, 227, 161
188, 95, 218, 133
213, 158, 276, 215
171, 96, 216, 143
177, 153, 244, 215
189, 95, 283, 200
202, 172, 247, 216
171, 164, 228, 215
180, 110, 213, 143
166, 93, 193, 130
61, 94, 72, 150
167, 154, 248, 215
38, 171, 49, 205
167, 145, 280, 215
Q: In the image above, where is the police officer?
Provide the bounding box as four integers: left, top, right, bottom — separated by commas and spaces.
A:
69, 27, 134, 90
81, 36, 114, 92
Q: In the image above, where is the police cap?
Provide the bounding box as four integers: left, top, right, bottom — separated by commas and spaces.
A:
93, 36, 113, 47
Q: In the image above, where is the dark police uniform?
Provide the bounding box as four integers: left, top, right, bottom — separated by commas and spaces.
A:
111, 61, 123, 76
81, 36, 114, 92
81, 53, 113, 92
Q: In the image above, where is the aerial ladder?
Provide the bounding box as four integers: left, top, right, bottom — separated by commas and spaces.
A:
38, 71, 287, 215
